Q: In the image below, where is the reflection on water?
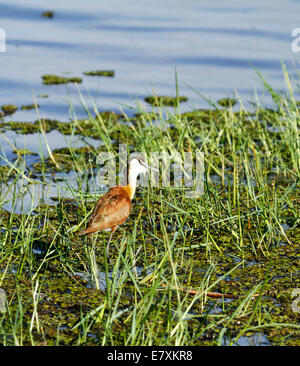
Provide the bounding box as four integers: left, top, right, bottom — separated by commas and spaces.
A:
0, 0, 299, 121
222, 332, 271, 346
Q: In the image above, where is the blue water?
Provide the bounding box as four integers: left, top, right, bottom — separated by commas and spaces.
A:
0, 0, 300, 122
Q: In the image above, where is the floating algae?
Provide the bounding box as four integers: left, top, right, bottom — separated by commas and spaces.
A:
1, 104, 18, 116
83, 70, 115, 77
21, 104, 39, 110
0, 112, 124, 138
144, 95, 188, 106
13, 148, 37, 156
217, 98, 237, 108
0, 165, 17, 181
33, 147, 98, 174
41, 11, 54, 18
42, 74, 82, 85
0, 119, 60, 134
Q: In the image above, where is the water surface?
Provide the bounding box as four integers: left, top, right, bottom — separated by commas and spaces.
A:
0, 0, 299, 122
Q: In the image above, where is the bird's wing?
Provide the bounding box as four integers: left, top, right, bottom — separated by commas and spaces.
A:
85, 187, 131, 233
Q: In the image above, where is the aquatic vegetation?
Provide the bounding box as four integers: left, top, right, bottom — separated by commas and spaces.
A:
21, 104, 39, 110
0, 71, 299, 346
13, 148, 37, 156
1, 104, 18, 115
0, 119, 60, 134
0, 165, 17, 181
42, 74, 82, 85
83, 70, 115, 77
217, 97, 237, 108
0, 113, 125, 138
41, 11, 54, 18
144, 95, 188, 106
33, 146, 97, 174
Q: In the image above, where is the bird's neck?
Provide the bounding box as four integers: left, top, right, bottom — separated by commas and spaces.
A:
124, 169, 138, 200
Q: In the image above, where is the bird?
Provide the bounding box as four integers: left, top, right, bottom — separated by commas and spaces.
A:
78, 157, 158, 261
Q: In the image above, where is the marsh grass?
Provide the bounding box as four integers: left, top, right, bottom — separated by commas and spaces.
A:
0, 68, 299, 345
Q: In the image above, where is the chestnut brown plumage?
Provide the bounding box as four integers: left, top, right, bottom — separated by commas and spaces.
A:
78, 186, 131, 236
78, 158, 158, 261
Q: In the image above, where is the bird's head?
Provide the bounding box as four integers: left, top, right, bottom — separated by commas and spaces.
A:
129, 157, 158, 177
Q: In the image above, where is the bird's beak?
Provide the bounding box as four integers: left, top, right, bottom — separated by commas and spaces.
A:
143, 161, 159, 173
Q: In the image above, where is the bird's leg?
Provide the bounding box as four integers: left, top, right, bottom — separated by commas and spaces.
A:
90, 248, 100, 290
106, 231, 114, 264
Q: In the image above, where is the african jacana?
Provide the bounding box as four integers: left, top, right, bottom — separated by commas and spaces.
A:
78, 157, 158, 261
